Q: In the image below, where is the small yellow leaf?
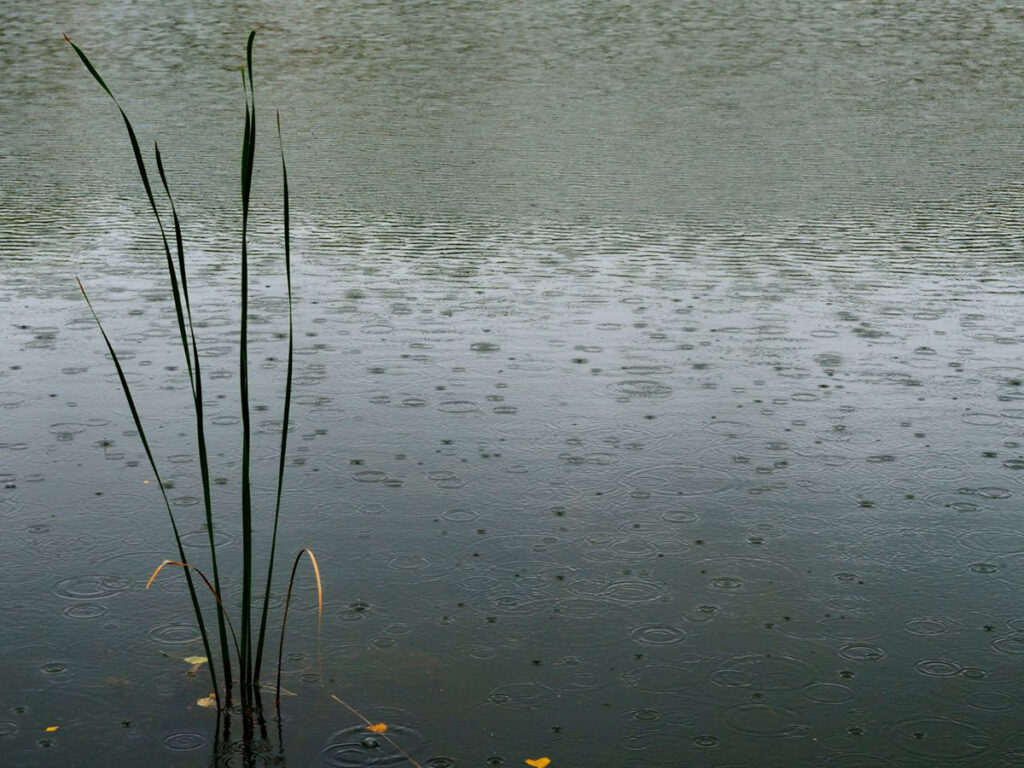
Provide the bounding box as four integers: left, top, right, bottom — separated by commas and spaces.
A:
367, 722, 388, 733
45, 725, 59, 733
196, 693, 218, 709
183, 656, 208, 665
525, 759, 550, 768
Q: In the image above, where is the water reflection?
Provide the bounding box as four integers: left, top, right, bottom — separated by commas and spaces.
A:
210, 697, 285, 768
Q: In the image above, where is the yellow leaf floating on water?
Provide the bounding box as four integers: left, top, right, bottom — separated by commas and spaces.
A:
196, 693, 217, 709
183, 656, 208, 665
366, 723, 388, 733
525, 759, 550, 768
45, 726, 59, 733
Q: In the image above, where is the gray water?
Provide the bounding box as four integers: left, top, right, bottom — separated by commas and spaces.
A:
3, 1, 1024, 766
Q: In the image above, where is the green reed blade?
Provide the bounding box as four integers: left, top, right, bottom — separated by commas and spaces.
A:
238, 54, 257, 694
64, 35, 114, 99
76, 278, 219, 697
246, 31, 256, 117
154, 142, 234, 691
150, 144, 195, 392
65, 39, 197, 403
66, 34, 223, 691
254, 110, 294, 684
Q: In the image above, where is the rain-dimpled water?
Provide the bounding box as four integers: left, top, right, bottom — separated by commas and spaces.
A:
3, 1, 1024, 766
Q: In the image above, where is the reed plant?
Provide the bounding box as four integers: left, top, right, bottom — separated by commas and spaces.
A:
66, 31, 321, 714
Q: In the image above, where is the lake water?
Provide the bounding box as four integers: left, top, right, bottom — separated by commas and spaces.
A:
4, 1, 1024, 766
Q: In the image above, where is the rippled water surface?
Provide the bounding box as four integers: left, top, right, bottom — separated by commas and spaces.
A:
4, 1, 1024, 766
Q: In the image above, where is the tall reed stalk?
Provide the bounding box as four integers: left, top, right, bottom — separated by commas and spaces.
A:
66, 31, 320, 712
